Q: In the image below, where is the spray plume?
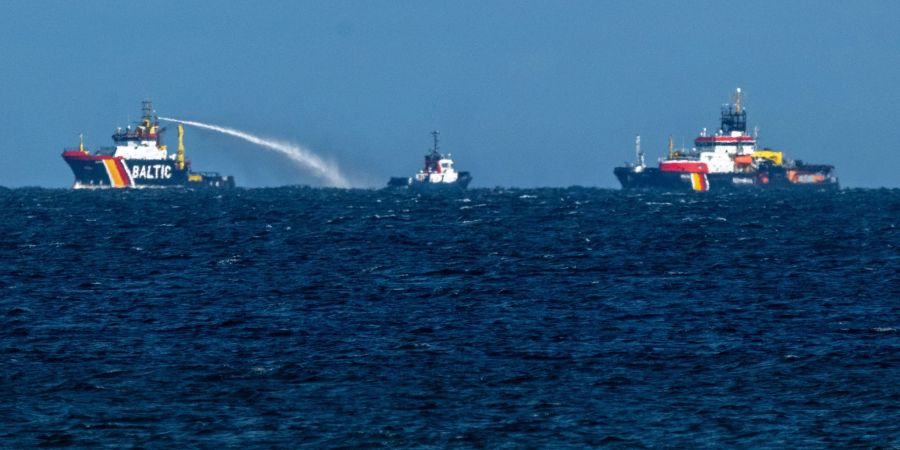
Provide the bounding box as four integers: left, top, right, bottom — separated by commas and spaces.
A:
158, 117, 350, 188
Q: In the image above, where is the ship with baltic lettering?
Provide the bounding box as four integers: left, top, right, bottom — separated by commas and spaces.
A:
62, 101, 234, 189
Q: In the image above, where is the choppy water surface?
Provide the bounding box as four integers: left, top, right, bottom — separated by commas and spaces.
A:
1, 187, 898, 448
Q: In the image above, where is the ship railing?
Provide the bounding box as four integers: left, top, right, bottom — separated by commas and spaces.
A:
193, 171, 226, 177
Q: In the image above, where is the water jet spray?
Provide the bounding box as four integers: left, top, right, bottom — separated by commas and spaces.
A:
158, 117, 350, 188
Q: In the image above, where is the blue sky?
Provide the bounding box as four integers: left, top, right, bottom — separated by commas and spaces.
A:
1, 1, 898, 188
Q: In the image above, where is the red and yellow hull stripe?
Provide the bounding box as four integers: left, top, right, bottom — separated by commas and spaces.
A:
102, 158, 133, 188
690, 172, 709, 192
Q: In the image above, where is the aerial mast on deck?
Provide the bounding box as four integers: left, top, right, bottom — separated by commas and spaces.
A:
431, 130, 440, 153
142, 100, 154, 120
720, 87, 747, 133
634, 135, 645, 168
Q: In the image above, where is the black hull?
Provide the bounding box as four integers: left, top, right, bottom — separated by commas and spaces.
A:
614, 167, 694, 192
63, 154, 234, 189
708, 172, 839, 192
615, 166, 839, 192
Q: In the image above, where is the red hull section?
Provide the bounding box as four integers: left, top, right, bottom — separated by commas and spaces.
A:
694, 136, 755, 144
62, 150, 133, 187
659, 161, 709, 173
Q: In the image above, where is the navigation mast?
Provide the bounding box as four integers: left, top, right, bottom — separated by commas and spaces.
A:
431, 130, 440, 153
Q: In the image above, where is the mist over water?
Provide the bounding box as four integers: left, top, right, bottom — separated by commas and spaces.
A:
158, 117, 350, 188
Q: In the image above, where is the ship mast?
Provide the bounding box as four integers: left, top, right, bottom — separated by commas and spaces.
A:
634, 135, 645, 167
142, 100, 154, 121
720, 87, 747, 133
431, 130, 440, 153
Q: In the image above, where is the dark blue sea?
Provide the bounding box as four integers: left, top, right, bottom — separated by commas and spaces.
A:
1, 187, 898, 448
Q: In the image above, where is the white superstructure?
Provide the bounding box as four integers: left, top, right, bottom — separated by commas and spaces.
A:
691, 88, 757, 174
414, 131, 463, 184
109, 101, 173, 161
388, 130, 472, 189
415, 156, 461, 184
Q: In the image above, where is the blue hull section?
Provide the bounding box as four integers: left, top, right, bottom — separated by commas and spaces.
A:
63, 155, 234, 189
614, 166, 839, 192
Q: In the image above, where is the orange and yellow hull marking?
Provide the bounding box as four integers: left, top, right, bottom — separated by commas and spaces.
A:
102, 158, 132, 188
690, 172, 709, 192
